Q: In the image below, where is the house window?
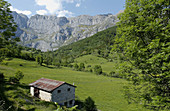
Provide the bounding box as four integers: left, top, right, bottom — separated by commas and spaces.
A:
69, 100, 73, 105
58, 90, 61, 93
67, 88, 70, 91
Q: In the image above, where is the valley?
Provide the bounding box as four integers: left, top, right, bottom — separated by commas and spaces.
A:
0, 58, 148, 111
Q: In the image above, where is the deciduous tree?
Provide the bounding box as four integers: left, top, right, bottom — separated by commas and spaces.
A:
113, 0, 170, 110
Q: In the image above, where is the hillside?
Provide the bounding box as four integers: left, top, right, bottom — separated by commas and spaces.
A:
0, 58, 148, 111
46, 26, 117, 65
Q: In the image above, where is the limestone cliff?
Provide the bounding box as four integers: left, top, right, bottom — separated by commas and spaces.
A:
12, 12, 119, 51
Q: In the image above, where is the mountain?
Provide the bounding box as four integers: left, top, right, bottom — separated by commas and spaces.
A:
43, 26, 117, 65
12, 12, 119, 51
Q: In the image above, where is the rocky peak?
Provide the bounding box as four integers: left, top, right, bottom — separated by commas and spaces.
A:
12, 12, 119, 51
12, 11, 28, 28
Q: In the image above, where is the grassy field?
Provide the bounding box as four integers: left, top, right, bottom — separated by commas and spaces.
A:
74, 55, 122, 74
0, 58, 148, 111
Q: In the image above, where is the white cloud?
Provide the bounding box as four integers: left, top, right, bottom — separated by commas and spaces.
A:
36, 10, 48, 15
35, 0, 63, 14
35, 0, 84, 16
64, 0, 75, 3
57, 10, 74, 17
10, 6, 32, 16
76, 3, 80, 7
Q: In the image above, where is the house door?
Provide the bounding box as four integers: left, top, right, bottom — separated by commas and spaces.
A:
34, 88, 40, 98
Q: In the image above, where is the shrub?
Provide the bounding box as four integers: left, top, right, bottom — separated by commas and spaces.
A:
94, 65, 102, 75
89, 69, 93, 72
0, 72, 4, 82
53, 63, 61, 68
15, 70, 24, 81
84, 97, 97, 111
1, 61, 8, 65
9, 71, 24, 83
79, 63, 85, 71
68, 64, 73, 68
109, 71, 121, 78
87, 65, 91, 68
73, 63, 79, 71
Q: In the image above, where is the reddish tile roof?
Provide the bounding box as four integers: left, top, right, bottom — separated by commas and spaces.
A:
29, 78, 75, 92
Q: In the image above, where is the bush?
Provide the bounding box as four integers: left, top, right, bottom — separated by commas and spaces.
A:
84, 97, 97, 111
109, 71, 121, 78
53, 63, 61, 68
9, 71, 24, 83
87, 65, 91, 68
68, 64, 73, 68
73, 63, 79, 71
89, 69, 93, 72
0, 72, 4, 82
94, 65, 102, 75
79, 63, 85, 71
9, 77, 18, 83
15, 70, 24, 81
1, 61, 8, 65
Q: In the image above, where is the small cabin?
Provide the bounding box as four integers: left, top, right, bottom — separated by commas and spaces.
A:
29, 78, 76, 107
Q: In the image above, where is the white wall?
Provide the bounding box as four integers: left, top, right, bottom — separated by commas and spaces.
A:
30, 87, 34, 96
39, 90, 52, 101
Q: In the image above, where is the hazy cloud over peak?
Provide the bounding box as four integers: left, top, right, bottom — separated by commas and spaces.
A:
10, 6, 32, 15
36, 10, 48, 15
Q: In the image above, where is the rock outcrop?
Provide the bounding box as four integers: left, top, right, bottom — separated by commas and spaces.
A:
12, 12, 119, 51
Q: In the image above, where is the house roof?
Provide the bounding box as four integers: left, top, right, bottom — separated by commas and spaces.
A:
29, 78, 76, 92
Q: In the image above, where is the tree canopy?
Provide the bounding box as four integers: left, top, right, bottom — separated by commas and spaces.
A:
0, 0, 18, 61
113, 0, 170, 110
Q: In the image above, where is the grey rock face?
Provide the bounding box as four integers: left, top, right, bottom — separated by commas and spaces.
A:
12, 12, 118, 51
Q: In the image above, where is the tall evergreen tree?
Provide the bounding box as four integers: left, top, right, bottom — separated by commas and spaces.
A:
113, 0, 169, 110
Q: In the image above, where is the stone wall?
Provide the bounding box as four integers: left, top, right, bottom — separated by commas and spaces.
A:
52, 84, 75, 107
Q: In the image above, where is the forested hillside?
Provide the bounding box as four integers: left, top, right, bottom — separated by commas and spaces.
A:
43, 26, 117, 65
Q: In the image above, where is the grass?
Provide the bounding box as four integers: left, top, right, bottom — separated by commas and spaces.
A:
74, 55, 119, 74
0, 58, 149, 111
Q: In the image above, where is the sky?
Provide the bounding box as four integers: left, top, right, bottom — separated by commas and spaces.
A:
6, 0, 125, 18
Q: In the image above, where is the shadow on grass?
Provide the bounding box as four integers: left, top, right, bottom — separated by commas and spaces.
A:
0, 79, 15, 110
42, 64, 61, 69
75, 99, 84, 110
0, 79, 36, 111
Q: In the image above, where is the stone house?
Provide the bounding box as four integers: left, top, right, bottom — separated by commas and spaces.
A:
29, 78, 76, 107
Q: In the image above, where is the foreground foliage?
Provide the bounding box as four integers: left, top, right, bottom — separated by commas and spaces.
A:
0, 0, 19, 61
113, 0, 170, 110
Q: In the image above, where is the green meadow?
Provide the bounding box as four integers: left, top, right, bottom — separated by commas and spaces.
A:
74, 55, 123, 74
0, 58, 148, 111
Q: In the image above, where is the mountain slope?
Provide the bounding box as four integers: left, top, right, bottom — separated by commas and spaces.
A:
12, 12, 119, 51
46, 26, 117, 64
